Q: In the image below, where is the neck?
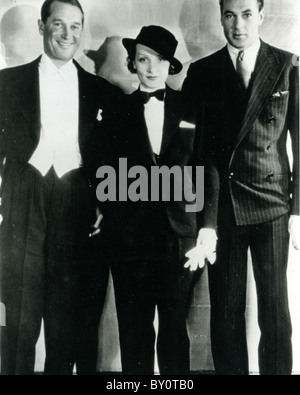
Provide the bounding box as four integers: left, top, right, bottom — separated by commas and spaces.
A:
140, 83, 166, 92
46, 56, 73, 69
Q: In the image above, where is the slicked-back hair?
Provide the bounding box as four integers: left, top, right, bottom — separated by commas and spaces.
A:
219, 0, 264, 13
41, 0, 84, 25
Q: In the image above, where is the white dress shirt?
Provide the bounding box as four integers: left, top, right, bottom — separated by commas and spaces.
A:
29, 54, 81, 178
141, 85, 166, 156
227, 39, 261, 87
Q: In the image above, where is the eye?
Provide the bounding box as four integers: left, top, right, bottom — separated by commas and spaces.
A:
137, 57, 147, 63
243, 13, 252, 18
224, 13, 233, 19
158, 55, 167, 62
54, 22, 62, 27
72, 25, 80, 31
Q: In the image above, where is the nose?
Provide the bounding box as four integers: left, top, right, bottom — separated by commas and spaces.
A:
234, 15, 245, 30
147, 60, 157, 74
62, 25, 72, 39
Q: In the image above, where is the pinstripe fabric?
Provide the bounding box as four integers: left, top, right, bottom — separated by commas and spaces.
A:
183, 41, 299, 227
208, 214, 292, 375
183, 40, 298, 375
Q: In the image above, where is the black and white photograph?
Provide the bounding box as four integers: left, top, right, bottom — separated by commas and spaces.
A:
0, 0, 299, 378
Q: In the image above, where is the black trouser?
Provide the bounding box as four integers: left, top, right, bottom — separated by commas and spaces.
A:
0, 164, 109, 375
208, 213, 292, 375
111, 237, 197, 376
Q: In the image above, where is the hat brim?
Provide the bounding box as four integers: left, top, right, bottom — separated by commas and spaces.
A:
122, 38, 183, 75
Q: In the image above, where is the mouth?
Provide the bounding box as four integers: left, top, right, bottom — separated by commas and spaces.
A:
233, 33, 246, 40
57, 41, 75, 49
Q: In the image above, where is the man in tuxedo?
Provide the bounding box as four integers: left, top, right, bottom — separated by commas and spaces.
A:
0, 0, 119, 375
183, 0, 299, 375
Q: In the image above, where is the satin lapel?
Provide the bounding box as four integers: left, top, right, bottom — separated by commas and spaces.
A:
159, 87, 184, 158
233, 41, 285, 152
130, 90, 157, 163
76, 63, 99, 154
19, 57, 41, 140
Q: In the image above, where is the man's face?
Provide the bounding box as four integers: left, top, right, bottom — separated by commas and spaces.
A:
221, 0, 265, 50
133, 44, 170, 91
38, 1, 83, 67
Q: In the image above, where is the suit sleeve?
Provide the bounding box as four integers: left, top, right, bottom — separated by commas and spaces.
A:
183, 62, 220, 230
287, 58, 299, 215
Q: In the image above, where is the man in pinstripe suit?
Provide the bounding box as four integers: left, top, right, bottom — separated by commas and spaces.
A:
183, 0, 299, 375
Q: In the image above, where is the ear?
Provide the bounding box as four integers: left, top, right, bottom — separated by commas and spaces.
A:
132, 60, 137, 70
258, 9, 265, 26
38, 19, 45, 36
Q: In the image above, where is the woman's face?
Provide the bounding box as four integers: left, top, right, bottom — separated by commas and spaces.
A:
133, 44, 170, 90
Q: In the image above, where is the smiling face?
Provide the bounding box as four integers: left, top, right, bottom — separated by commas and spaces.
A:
133, 44, 170, 91
38, 1, 83, 68
221, 0, 265, 50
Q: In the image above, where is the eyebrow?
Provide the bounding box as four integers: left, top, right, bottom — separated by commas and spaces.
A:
224, 8, 254, 14
51, 18, 82, 25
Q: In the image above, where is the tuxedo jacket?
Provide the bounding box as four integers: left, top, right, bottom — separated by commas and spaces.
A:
0, 56, 121, 261
182, 40, 299, 228
102, 86, 201, 261
0, 56, 120, 186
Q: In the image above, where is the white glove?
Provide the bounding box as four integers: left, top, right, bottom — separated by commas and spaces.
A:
184, 228, 218, 271
289, 215, 300, 250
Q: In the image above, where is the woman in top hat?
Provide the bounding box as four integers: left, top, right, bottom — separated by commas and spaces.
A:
107, 25, 202, 375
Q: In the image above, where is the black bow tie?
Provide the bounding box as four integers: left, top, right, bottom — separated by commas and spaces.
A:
141, 89, 165, 104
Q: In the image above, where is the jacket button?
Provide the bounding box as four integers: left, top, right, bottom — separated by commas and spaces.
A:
268, 116, 275, 124
229, 172, 234, 179
267, 173, 274, 182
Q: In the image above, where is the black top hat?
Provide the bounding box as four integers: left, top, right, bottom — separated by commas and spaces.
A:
122, 25, 183, 75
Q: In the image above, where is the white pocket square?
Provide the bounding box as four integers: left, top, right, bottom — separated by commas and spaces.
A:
179, 121, 195, 129
272, 91, 289, 98
96, 109, 103, 121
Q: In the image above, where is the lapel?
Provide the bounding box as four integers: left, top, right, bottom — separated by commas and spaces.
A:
129, 89, 157, 163
18, 57, 41, 141
75, 61, 100, 155
160, 86, 185, 158
232, 41, 286, 152
129, 87, 185, 163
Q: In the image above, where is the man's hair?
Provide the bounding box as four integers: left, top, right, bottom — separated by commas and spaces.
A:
41, 0, 84, 24
219, 0, 264, 12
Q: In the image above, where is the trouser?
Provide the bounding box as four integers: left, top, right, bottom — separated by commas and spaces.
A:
111, 237, 197, 375
0, 164, 109, 375
208, 213, 292, 375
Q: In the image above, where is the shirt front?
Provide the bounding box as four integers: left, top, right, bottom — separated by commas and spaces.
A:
140, 85, 166, 156
29, 54, 81, 178
227, 39, 261, 87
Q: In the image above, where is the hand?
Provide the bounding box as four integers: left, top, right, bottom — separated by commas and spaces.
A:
184, 228, 218, 271
89, 207, 103, 238
289, 215, 300, 250
184, 244, 206, 271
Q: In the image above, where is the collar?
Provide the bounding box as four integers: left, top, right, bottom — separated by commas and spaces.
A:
39, 53, 77, 78
227, 39, 261, 65
139, 83, 167, 93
